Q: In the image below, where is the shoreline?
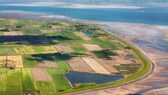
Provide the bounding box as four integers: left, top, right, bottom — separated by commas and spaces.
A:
66, 27, 154, 95
0, 16, 167, 94
73, 20, 168, 95
70, 19, 168, 95
57, 21, 153, 94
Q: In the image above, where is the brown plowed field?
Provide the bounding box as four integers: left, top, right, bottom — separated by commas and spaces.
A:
3, 32, 18, 36
31, 68, 51, 81
54, 45, 64, 53
82, 44, 102, 51
111, 56, 134, 65
82, 57, 110, 75
94, 57, 119, 74
17, 31, 24, 35
60, 44, 73, 53
66, 57, 93, 73
38, 61, 59, 68
54, 44, 73, 53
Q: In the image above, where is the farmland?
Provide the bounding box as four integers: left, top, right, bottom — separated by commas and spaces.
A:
0, 18, 151, 95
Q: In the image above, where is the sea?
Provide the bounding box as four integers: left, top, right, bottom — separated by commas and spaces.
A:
0, 6, 168, 25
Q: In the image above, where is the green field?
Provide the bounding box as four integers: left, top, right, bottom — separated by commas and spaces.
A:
0, 18, 151, 95
22, 68, 35, 91
0, 32, 3, 36
35, 81, 55, 94
40, 30, 53, 34
48, 69, 71, 91
22, 29, 41, 35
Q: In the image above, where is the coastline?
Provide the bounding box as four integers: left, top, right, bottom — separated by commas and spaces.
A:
65, 25, 154, 95
73, 20, 168, 95
0, 15, 167, 94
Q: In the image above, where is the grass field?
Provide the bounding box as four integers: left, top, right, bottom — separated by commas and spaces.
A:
23, 55, 38, 67
92, 49, 117, 58
0, 48, 16, 56
0, 69, 7, 92
48, 69, 71, 92
6, 69, 22, 95
35, 81, 55, 94
22, 68, 35, 91
23, 29, 41, 35
23, 53, 71, 70
40, 30, 53, 34
52, 25, 65, 29
0, 32, 3, 36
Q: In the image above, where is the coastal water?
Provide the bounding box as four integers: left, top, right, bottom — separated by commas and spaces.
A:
0, 6, 168, 25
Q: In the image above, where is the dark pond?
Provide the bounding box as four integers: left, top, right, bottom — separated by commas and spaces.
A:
66, 71, 124, 87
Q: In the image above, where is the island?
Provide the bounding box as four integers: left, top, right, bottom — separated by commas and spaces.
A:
0, 18, 151, 95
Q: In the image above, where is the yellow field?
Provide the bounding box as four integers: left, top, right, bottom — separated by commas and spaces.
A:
0, 55, 23, 67
43, 46, 58, 53
14, 48, 24, 54
22, 46, 34, 54
0, 56, 6, 66
7, 55, 23, 67
15, 45, 58, 55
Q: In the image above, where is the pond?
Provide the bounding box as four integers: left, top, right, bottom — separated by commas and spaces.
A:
66, 71, 124, 87
84, 31, 93, 35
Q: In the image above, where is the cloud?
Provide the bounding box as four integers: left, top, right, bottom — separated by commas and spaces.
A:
0, 1, 143, 9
